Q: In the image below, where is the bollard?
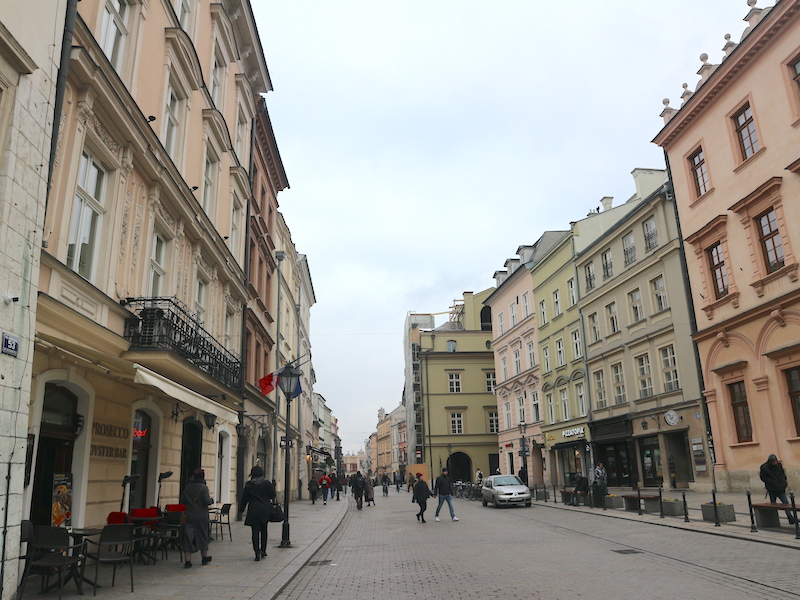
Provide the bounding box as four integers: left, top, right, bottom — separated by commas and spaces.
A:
637, 488, 643, 516
746, 490, 757, 532
712, 489, 720, 527
792, 493, 799, 540
659, 484, 664, 519
602, 488, 607, 511
554, 483, 559, 505
682, 491, 689, 523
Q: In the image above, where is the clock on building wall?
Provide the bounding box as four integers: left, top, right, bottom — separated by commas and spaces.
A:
664, 410, 680, 426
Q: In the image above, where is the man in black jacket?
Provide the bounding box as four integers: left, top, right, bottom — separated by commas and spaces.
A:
570, 473, 589, 506
433, 468, 458, 522
760, 454, 797, 524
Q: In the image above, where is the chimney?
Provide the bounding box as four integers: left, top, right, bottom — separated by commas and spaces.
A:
600, 197, 613, 212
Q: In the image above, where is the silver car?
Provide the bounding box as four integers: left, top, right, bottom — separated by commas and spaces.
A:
481, 475, 532, 508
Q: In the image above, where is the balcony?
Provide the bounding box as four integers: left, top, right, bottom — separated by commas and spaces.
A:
123, 297, 242, 392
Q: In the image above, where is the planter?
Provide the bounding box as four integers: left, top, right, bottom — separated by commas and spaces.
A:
701, 503, 736, 523
605, 496, 624, 509
660, 501, 684, 517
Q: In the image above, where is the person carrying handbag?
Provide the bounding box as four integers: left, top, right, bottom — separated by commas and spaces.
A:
239, 466, 277, 561
180, 468, 214, 568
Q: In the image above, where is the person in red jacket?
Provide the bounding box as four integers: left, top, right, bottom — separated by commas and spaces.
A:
318, 472, 332, 505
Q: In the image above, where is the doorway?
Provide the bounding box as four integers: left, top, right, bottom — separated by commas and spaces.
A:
446, 452, 472, 483
180, 419, 203, 494
639, 436, 662, 487
599, 442, 632, 487
129, 410, 152, 510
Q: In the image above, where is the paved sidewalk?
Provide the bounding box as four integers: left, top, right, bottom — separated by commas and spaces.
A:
19, 494, 350, 600
531, 486, 800, 550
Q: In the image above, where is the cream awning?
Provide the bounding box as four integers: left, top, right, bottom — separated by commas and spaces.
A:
133, 364, 238, 420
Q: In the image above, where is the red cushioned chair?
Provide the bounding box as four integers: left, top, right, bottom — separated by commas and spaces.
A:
106, 512, 130, 525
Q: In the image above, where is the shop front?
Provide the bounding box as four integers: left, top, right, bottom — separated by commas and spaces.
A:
589, 415, 636, 488
545, 425, 591, 488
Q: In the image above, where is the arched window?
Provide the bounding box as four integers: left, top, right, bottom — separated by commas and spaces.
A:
130, 410, 152, 509
480, 306, 492, 331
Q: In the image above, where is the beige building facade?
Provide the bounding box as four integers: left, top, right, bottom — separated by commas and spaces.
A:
654, 0, 800, 492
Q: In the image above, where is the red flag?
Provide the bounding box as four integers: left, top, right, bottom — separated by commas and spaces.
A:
259, 370, 280, 395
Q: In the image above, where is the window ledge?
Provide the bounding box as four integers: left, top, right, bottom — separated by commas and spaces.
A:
552, 313, 564, 322
733, 146, 766, 174
689, 187, 715, 209
702, 291, 740, 321
750, 262, 799, 297
728, 440, 759, 448
627, 319, 647, 330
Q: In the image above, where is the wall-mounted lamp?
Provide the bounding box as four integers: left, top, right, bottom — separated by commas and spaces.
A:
191, 186, 199, 191
259, 423, 268, 438
641, 415, 660, 431
74, 414, 85, 438
203, 412, 217, 430
147, 115, 156, 122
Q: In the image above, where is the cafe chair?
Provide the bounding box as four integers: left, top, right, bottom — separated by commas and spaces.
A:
210, 503, 233, 541
154, 510, 184, 561
84, 523, 135, 595
106, 511, 131, 525
164, 504, 186, 513
19, 526, 87, 600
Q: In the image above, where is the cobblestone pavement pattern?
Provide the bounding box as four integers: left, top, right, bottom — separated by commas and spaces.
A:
278, 491, 800, 600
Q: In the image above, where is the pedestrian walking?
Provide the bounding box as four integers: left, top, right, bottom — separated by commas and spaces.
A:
238, 465, 276, 561
351, 471, 366, 509
594, 461, 608, 499
364, 473, 375, 506
318, 472, 332, 505
433, 468, 458, 522
760, 454, 797, 524
407, 472, 415, 492
475, 469, 483, 485
330, 471, 340, 501
395, 472, 401, 492
307, 476, 319, 504
413, 473, 433, 523
381, 473, 390, 496
180, 468, 214, 568
570, 473, 589, 506
340, 474, 348, 496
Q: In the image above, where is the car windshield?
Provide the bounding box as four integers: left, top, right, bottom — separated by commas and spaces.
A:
495, 476, 523, 486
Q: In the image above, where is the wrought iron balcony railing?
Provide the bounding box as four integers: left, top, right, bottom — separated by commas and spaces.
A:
123, 296, 242, 391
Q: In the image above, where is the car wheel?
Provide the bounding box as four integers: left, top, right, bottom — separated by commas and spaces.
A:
525, 502, 532, 507
482, 497, 488, 506
493, 497, 500, 508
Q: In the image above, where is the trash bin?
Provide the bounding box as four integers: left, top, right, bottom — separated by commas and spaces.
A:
591, 482, 603, 507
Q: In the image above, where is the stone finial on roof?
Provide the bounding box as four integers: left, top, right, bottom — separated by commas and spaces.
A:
722, 33, 738, 57
680, 83, 693, 106
742, 0, 764, 40
661, 98, 678, 124
696, 53, 719, 89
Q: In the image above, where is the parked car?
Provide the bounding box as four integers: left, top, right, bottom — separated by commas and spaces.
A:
481, 474, 531, 508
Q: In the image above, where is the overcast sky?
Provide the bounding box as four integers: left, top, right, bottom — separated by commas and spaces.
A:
252, 0, 757, 454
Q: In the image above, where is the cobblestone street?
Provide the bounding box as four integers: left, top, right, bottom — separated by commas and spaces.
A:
279, 490, 800, 600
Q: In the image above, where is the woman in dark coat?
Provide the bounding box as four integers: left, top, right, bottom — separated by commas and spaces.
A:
180, 468, 214, 568
239, 465, 276, 561
413, 473, 433, 523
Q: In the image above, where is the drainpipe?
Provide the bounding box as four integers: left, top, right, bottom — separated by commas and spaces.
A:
271, 251, 285, 484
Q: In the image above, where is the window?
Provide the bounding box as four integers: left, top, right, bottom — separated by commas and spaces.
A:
652, 275, 668, 312
567, 278, 577, 306
560, 389, 569, 421
629, 289, 644, 322
176, 0, 191, 28
504, 402, 511, 430
446, 340, 457, 353
517, 397, 525, 424
488, 411, 499, 434
210, 49, 225, 107
612, 363, 626, 404
67, 151, 106, 281
100, 0, 129, 69
571, 330, 582, 359
661, 345, 679, 392
689, 147, 710, 197
202, 152, 217, 214
148, 231, 167, 295
576, 383, 586, 417
644, 218, 658, 251
606, 302, 618, 334
623, 233, 636, 265
636, 354, 653, 398
224, 310, 234, 350
230, 196, 241, 253
498, 312, 505, 335
553, 290, 562, 316
235, 108, 248, 161
195, 277, 207, 324
594, 370, 607, 408
729, 381, 753, 442
602, 250, 613, 280
164, 82, 181, 158
448, 373, 461, 393
522, 292, 531, 317
450, 412, 463, 435
585, 263, 596, 291
588, 312, 600, 342
526, 341, 536, 369
501, 357, 508, 381
546, 393, 554, 424
757, 208, 784, 274
793, 57, 800, 92
509, 303, 517, 327
539, 300, 547, 325
785, 367, 800, 435
485, 371, 496, 393
531, 391, 540, 422
708, 242, 729, 299
555, 339, 565, 367
733, 103, 759, 160
513, 349, 521, 375
542, 347, 551, 372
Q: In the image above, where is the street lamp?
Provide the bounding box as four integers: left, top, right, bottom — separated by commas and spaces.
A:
519, 419, 529, 487
277, 363, 302, 548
